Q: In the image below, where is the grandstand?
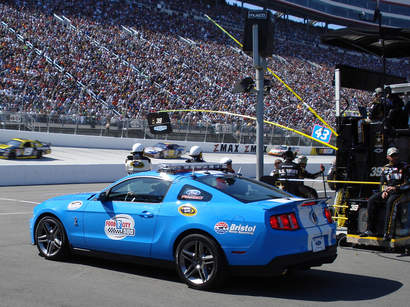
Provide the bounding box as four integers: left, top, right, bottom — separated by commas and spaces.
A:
0, 0, 409, 144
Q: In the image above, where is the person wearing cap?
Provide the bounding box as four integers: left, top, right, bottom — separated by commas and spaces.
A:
369, 87, 384, 121
220, 157, 235, 173
277, 148, 301, 195
125, 143, 151, 174
186, 145, 205, 163
269, 159, 283, 181
361, 147, 410, 240
295, 155, 325, 199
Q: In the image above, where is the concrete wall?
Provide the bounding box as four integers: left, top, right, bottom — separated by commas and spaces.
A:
0, 162, 279, 186
0, 129, 321, 154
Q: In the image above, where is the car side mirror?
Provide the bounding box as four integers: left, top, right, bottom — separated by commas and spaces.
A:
97, 191, 108, 202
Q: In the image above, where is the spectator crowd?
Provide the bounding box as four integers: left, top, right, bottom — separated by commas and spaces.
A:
1, 0, 409, 133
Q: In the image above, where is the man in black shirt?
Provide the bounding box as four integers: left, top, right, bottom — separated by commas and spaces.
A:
361, 147, 410, 240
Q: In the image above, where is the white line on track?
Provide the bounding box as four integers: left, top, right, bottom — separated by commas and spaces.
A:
0, 198, 39, 205
0, 211, 32, 216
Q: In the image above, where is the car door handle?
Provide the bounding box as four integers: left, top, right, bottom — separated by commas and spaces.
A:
138, 211, 154, 218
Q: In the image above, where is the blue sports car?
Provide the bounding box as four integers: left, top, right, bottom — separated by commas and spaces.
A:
30, 163, 337, 290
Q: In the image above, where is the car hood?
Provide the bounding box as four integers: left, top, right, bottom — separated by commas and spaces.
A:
45, 192, 97, 203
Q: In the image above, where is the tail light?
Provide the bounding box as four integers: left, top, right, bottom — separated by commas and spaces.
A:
324, 207, 333, 223
270, 213, 299, 230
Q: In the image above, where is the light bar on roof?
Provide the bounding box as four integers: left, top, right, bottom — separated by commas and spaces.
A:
158, 163, 225, 174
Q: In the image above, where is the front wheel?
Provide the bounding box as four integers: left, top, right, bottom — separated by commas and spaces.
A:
35, 216, 69, 260
175, 234, 225, 290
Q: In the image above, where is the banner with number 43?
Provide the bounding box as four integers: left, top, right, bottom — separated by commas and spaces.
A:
311, 125, 332, 144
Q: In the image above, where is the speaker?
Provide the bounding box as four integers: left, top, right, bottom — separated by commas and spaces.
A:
242, 10, 274, 58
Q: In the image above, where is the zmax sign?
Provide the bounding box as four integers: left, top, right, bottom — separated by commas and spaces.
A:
213, 144, 268, 153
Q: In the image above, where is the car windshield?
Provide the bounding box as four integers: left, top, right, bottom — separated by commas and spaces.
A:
155, 143, 166, 149
6, 140, 21, 147
196, 175, 290, 203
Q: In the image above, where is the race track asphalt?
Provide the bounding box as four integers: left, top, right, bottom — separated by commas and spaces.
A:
0, 184, 409, 307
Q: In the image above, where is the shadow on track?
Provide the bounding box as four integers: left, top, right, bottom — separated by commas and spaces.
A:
61, 254, 402, 301
219, 269, 402, 302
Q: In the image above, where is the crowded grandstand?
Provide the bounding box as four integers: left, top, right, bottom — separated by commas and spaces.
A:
1, 0, 409, 138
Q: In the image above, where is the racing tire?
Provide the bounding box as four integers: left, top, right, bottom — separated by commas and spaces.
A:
7, 150, 16, 160
159, 152, 164, 159
35, 216, 69, 260
36, 150, 42, 159
175, 234, 226, 290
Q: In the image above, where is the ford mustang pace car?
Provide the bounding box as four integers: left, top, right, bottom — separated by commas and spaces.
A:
0, 138, 51, 159
30, 163, 337, 290
144, 142, 185, 159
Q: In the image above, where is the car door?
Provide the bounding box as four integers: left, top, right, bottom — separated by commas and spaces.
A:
23, 141, 34, 156
83, 177, 171, 257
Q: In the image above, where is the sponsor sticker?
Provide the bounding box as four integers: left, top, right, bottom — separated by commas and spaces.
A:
214, 222, 256, 235
228, 223, 256, 235
67, 201, 83, 210
131, 161, 145, 168
104, 214, 135, 240
214, 222, 229, 234
178, 205, 197, 217
180, 189, 204, 200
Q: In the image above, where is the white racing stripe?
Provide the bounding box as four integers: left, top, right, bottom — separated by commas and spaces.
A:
0, 211, 32, 216
0, 198, 39, 205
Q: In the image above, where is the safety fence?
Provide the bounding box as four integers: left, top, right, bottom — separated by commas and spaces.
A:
0, 111, 337, 147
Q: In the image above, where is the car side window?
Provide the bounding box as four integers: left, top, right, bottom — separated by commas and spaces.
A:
177, 185, 212, 202
107, 178, 171, 203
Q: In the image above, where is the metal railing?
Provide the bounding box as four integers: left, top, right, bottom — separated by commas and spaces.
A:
0, 111, 334, 146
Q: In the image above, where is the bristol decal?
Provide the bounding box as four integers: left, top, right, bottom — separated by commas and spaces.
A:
104, 214, 135, 240
67, 201, 83, 210
229, 223, 256, 235
178, 205, 198, 216
214, 222, 256, 235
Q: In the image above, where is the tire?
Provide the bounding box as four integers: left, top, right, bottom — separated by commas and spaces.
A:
36, 150, 42, 159
7, 150, 16, 159
35, 216, 69, 260
175, 234, 225, 290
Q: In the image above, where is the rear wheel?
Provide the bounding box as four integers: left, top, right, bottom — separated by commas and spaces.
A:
7, 150, 16, 159
175, 234, 225, 290
35, 216, 69, 260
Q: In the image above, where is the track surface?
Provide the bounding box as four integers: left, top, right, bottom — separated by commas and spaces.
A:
0, 146, 334, 166
1, 184, 409, 307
